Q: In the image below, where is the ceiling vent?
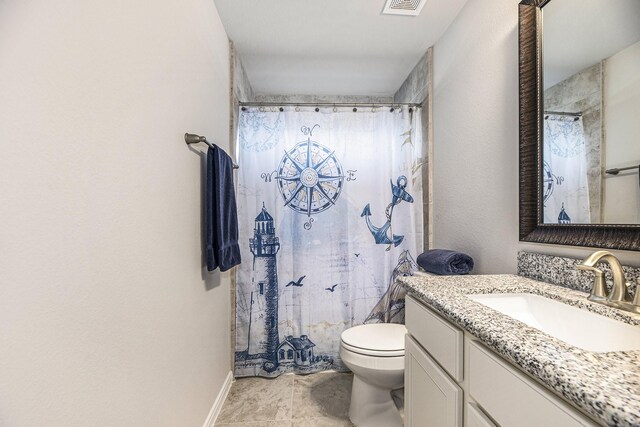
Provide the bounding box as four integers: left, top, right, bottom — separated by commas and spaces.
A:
382, 0, 427, 16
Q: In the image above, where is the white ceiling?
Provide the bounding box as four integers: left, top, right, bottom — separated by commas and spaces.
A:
213, 0, 467, 97
544, 0, 640, 89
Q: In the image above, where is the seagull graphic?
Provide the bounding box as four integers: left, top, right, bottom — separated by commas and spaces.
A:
354, 253, 360, 257
286, 275, 306, 287
325, 284, 339, 292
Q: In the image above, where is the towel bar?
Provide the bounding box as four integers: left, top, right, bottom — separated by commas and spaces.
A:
605, 164, 640, 188
605, 165, 639, 175
184, 133, 239, 169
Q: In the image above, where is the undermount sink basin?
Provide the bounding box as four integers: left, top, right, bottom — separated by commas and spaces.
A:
466, 293, 640, 353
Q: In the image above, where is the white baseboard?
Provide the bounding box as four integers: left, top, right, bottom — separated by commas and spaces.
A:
203, 370, 234, 427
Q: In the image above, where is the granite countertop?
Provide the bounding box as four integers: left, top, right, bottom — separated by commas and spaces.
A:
398, 274, 640, 427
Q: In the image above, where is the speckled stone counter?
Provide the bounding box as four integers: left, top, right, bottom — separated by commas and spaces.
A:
398, 274, 640, 427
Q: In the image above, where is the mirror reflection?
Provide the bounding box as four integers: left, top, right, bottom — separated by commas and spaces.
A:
542, 0, 640, 225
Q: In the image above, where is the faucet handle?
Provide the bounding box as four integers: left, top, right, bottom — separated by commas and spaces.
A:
577, 265, 607, 301
611, 279, 632, 303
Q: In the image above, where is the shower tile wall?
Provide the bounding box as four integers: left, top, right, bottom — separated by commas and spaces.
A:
230, 41, 254, 148
252, 94, 393, 104
393, 48, 431, 105
394, 47, 432, 249
544, 62, 603, 223
231, 42, 254, 104
229, 42, 255, 371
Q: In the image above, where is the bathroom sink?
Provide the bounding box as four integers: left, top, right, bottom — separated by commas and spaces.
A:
466, 293, 640, 352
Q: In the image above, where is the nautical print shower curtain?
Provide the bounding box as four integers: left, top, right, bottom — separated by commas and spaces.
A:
543, 116, 591, 224
234, 106, 424, 377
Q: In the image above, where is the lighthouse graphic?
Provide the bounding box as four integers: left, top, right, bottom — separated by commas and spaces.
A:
247, 203, 280, 370
235, 203, 332, 377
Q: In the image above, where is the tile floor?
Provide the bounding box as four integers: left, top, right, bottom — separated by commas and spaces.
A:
215, 372, 354, 426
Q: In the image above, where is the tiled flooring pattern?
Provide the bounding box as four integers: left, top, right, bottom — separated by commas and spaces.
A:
215, 372, 354, 426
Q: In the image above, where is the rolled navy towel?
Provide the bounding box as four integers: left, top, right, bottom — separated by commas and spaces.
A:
417, 249, 474, 275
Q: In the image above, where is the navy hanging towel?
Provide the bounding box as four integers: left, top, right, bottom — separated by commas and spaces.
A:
206, 145, 241, 272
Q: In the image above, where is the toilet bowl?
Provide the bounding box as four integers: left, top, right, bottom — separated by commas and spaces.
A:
340, 323, 406, 427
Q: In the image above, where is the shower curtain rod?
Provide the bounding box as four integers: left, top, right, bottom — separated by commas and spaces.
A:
239, 101, 422, 108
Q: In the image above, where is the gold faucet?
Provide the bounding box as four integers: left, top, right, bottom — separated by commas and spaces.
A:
577, 251, 639, 314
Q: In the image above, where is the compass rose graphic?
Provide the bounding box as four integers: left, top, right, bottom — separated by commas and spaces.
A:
543, 160, 564, 205
276, 139, 344, 218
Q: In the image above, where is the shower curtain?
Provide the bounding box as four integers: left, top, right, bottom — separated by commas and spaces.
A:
234, 106, 424, 377
543, 116, 591, 224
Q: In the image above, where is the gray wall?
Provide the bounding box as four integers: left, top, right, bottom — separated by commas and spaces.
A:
0, 0, 233, 424
432, 0, 640, 271
432, 0, 520, 273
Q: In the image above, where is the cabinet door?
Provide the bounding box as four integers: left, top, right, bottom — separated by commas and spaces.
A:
466, 403, 496, 427
405, 335, 462, 427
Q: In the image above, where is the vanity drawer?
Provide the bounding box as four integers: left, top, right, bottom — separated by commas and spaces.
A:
406, 296, 463, 382
468, 340, 596, 427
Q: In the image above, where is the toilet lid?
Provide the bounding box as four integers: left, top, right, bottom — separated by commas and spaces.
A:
341, 324, 407, 357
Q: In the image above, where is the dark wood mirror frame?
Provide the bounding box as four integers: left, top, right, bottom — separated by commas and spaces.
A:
518, 0, 640, 251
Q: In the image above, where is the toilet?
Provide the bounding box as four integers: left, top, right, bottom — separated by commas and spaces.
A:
340, 323, 407, 427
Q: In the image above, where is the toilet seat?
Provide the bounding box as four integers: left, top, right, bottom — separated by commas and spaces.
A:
340, 323, 406, 427
341, 341, 404, 357
340, 323, 407, 357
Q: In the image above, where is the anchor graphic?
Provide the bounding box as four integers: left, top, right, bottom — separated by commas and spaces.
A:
361, 175, 414, 250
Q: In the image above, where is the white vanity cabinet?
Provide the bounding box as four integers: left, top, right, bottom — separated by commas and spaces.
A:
405, 296, 597, 427
405, 336, 463, 427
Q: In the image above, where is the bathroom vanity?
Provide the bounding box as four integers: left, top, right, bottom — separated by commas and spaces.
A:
400, 274, 640, 427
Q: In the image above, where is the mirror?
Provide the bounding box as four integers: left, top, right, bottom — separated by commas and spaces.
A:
542, 0, 640, 225
519, 0, 640, 250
